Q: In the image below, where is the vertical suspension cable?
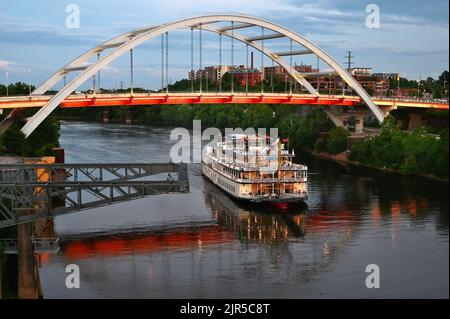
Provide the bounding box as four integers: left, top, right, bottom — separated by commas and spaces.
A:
245, 44, 249, 94
191, 28, 194, 93
271, 60, 274, 93
165, 32, 169, 94
289, 39, 293, 95
130, 49, 134, 95
261, 27, 264, 94
161, 34, 164, 92
316, 56, 320, 92
92, 74, 96, 97
199, 23, 202, 94
231, 21, 234, 94
97, 53, 101, 91
219, 33, 222, 93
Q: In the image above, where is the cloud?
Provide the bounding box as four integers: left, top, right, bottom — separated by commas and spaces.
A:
0, 0, 447, 84
0, 60, 16, 69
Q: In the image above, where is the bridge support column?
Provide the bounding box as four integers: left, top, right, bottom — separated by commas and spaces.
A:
0, 257, 2, 299
102, 111, 110, 124
407, 112, 423, 131
125, 111, 133, 124
355, 114, 364, 134
323, 108, 345, 127
0, 109, 24, 137
17, 209, 42, 299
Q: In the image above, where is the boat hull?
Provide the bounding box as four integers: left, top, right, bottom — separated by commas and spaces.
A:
202, 162, 308, 205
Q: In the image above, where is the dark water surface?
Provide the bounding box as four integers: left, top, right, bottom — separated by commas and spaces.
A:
37, 121, 448, 298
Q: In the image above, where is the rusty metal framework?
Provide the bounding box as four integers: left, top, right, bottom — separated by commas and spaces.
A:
0, 163, 189, 228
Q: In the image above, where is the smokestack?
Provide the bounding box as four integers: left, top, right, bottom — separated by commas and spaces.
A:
250, 51, 254, 69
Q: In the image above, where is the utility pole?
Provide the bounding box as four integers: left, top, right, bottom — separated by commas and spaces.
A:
344, 51, 354, 95
345, 51, 355, 71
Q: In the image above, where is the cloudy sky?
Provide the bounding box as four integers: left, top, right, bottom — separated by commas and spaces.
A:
0, 0, 448, 91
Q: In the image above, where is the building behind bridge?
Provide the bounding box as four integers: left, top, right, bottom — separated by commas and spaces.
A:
188, 53, 401, 95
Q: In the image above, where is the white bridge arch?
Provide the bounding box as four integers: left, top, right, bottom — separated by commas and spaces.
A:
21, 14, 384, 137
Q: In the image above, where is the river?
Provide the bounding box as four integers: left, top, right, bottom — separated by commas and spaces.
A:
35, 121, 449, 298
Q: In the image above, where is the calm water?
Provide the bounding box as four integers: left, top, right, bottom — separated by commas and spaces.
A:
36, 121, 448, 298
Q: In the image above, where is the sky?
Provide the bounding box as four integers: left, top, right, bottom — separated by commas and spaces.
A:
0, 0, 448, 91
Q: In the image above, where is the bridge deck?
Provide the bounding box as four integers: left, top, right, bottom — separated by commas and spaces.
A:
0, 93, 447, 110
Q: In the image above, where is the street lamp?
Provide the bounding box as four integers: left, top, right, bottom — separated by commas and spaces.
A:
27, 69, 32, 96
114, 69, 118, 93
5, 71, 9, 97
416, 80, 421, 99
284, 74, 288, 94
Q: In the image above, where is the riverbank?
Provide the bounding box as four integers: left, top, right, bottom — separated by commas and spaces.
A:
307, 149, 449, 183
53, 104, 449, 181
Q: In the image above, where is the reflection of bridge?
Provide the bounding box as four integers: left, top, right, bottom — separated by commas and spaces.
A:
1, 14, 447, 137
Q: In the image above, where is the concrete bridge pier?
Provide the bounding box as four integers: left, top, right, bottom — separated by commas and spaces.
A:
406, 112, 423, 131
17, 209, 43, 299
125, 111, 133, 124
324, 107, 367, 134
0, 258, 2, 299
102, 111, 110, 124
355, 114, 365, 134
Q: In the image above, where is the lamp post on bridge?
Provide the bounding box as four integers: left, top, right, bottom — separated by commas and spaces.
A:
416, 80, 421, 99
5, 71, 9, 97
284, 74, 288, 94
27, 69, 32, 96
114, 69, 118, 94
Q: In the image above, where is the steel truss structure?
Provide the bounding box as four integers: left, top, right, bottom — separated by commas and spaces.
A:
0, 163, 189, 228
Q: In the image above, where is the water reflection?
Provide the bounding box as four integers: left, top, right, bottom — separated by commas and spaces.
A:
205, 182, 308, 243
15, 123, 447, 298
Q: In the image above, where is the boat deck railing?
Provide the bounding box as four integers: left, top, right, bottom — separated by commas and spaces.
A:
0, 237, 60, 254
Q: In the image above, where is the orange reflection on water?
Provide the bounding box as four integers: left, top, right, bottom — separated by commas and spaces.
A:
61, 225, 235, 261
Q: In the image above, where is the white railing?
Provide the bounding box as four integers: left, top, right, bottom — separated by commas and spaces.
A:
0, 237, 60, 254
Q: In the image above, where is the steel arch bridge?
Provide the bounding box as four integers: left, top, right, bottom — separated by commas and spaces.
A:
14, 14, 386, 137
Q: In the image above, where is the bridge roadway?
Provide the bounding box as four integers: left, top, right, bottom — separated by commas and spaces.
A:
0, 92, 448, 111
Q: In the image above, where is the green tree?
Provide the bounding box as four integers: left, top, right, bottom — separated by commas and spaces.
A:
326, 126, 350, 154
